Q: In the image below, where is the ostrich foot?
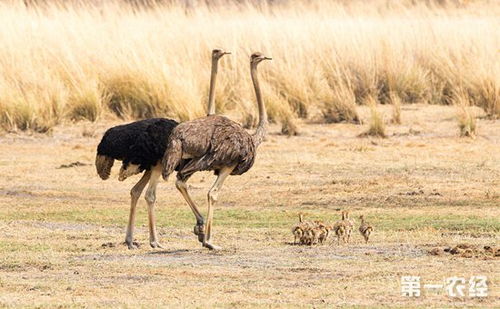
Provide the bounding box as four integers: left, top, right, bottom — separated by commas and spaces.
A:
194, 224, 205, 242
150, 241, 164, 249
124, 240, 140, 249
193, 224, 205, 235
203, 242, 222, 250
197, 232, 205, 243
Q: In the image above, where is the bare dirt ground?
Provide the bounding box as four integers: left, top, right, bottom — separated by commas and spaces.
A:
0, 104, 499, 307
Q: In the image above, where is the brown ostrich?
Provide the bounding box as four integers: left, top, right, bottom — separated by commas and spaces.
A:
162, 52, 272, 250
95, 49, 230, 249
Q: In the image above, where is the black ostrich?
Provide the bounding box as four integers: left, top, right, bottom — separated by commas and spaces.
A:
95, 49, 230, 249
96, 118, 178, 249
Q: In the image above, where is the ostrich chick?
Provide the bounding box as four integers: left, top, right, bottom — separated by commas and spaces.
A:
359, 215, 373, 244
292, 213, 309, 244
332, 220, 347, 245
314, 220, 331, 244
343, 211, 355, 243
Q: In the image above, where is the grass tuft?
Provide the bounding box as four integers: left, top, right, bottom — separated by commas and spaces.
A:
455, 94, 477, 138
360, 97, 386, 138
280, 115, 300, 136
321, 82, 360, 124
389, 92, 402, 125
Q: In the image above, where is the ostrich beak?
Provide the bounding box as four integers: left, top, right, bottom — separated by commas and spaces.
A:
264, 56, 272, 60
223, 51, 231, 55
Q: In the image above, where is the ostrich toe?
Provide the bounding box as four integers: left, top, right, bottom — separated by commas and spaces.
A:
150, 241, 164, 249
203, 242, 222, 250
125, 240, 140, 249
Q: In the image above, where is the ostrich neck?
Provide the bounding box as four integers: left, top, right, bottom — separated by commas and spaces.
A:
251, 64, 268, 147
207, 58, 218, 116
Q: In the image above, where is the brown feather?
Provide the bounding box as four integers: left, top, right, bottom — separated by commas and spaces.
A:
95, 154, 114, 180
162, 115, 256, 180
161, 138, 183, 180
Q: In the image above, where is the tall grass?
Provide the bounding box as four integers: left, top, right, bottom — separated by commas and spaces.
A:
0, 0, 498, 132
389, 92, 402, 125
360, 96, 386, 138
455, 91, 477, 137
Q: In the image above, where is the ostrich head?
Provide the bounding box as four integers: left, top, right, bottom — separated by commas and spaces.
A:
118, 163, 141, 181
251, 52, 272, 65
212, 49, 231, 60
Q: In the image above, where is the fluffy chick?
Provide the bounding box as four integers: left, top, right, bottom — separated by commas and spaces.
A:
358, 215, 373, 244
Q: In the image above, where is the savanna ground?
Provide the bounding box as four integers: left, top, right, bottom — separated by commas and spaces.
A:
0, 104, 498, 307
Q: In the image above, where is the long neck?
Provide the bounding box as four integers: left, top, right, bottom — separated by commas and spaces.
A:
251, 63, 268, 147
207, 57, 218, 116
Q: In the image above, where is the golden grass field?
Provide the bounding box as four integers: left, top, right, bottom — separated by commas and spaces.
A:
0, 104, 499, 307
0, 0, 498, 133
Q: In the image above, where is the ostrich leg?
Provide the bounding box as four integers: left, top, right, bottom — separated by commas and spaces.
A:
125, 170, 151, 249
175, 177, 205, 242
203, 166, 234, 250
144, 165, 163, 248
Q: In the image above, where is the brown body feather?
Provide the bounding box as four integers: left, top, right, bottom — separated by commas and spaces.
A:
162, 115, 256, 181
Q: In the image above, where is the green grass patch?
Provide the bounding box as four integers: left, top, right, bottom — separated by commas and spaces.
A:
1, 207, 498, 233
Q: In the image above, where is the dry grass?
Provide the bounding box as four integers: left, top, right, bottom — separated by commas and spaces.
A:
390, 92, 402, 125
456, 93, 478, 137
280, 115, 300, 136
457, 106, 477, 138
0, 0, 499, 132
360, 97, 387, 138
0, 104, 498, 307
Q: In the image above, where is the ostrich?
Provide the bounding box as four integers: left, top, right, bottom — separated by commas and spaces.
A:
95, 49, 230, 249
161, 52, 272, 250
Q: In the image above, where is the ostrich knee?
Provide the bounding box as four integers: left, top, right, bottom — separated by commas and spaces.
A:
130, 187, 142, 201
175, 179, 186, 191
208, 188, 219, 204
145, 188, 156, 205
